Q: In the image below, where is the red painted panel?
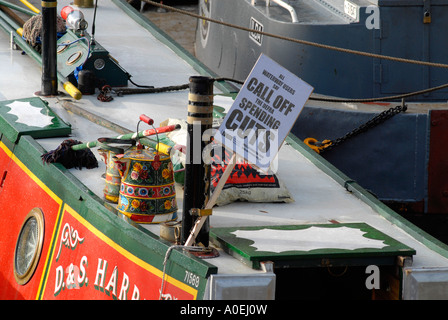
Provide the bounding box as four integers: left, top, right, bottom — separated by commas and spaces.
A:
0, 143, 10, 170
0, 146, 62, 300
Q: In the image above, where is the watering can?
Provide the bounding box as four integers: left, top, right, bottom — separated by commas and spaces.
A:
98, 139, 135, 203
95, 115, 180, 205
114, 146, 178, 224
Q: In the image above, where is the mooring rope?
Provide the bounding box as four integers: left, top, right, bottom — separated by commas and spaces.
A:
308, 82, 448, 103
141, 0, 448, 70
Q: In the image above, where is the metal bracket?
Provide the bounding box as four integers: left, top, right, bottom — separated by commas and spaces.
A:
423, 0, 431, 23
190, 208, 213, 217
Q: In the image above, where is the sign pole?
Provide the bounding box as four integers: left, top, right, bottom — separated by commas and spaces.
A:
181, 76, 214, 247
184, 153, 236, 247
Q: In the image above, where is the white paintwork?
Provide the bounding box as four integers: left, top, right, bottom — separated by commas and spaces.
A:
231, 226, 387, 253
5, 100, 54, 127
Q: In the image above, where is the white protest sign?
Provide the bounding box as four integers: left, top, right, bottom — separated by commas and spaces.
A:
214, 54, 314, 171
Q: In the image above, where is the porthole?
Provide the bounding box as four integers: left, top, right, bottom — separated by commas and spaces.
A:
57, 41, 71, 54
66, 51, 83, 65
14, 208, 44, 285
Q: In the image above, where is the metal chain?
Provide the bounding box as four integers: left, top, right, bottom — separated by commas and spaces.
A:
97, 85, 114, 102
320, 103, 408, 153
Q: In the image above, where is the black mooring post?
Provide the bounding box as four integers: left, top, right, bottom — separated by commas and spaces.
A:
39, 0, 58, 96
181, 76, 214, 246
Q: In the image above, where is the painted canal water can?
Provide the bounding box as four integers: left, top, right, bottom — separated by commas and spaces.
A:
98, 138, 136, 203
98, 146, 127, 203
114, 146, 178, 223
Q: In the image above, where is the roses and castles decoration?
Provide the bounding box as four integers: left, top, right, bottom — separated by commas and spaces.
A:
114, 147, 178, 224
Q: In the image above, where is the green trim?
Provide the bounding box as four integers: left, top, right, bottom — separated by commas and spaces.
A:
285, 133, 448, 259
0, 97, 71, 143
110, 0, 239, 95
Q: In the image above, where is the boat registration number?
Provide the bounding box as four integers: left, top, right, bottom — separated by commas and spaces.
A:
344, 0, 359, 21
249, 17, 263, 46
184, 270, 200, 288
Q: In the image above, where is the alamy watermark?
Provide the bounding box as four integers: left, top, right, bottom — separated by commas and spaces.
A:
181, 124, 280, 173
365, 6, 380, 30
365, 265, 380, 290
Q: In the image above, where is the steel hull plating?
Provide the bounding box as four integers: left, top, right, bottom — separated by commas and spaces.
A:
196, 0, 448, 100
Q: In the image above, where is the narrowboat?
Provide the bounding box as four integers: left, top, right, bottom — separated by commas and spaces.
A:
1, 0, 448, 301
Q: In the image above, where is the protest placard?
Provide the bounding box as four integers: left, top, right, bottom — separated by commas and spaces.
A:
184, 54, 313, 247
214, 54, 314, 171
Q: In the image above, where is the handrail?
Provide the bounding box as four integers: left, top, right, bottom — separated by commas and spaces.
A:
0, 0, 36, 16
259, 0, 299, 23
18, 0, 39, 14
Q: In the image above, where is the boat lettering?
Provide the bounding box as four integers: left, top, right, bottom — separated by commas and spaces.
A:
51, 223, 184, 299
52, 252, 186, 299
344, 0, 358, 20
54, 256, 88, 296
93, 258, 141, 300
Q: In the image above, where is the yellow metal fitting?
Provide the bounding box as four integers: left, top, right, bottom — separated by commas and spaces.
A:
304, 137, 320, 153
41, 1, 57, 8
63, 81, 82, 100
423, 10, 431, 24
190, 208, 213, 217
155, 142, 171, 155
304, 137, 332, 154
